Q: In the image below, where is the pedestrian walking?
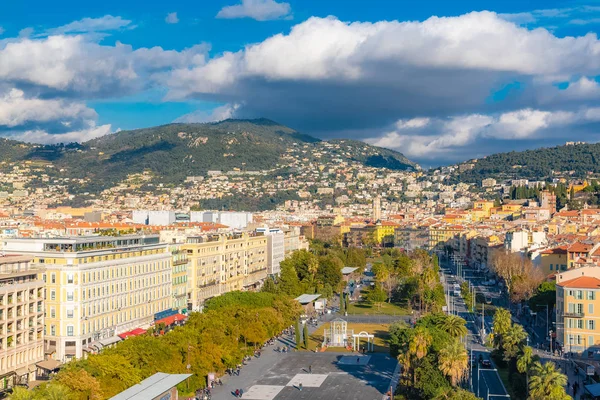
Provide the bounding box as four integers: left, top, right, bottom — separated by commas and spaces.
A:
357, 357, 360, 363
309, 365, 312, 374
235, 389, 240, 398
299, 383, 303, 391
240, 388, 244, 398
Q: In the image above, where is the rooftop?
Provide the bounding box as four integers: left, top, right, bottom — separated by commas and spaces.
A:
558, 276, 600, 289
110, 372, 191, 400
295, 294, 322, 304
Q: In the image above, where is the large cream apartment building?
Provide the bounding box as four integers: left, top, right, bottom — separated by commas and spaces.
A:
0, 256, 44, 390
2, 235, 172, 362
183, 232, 268, 311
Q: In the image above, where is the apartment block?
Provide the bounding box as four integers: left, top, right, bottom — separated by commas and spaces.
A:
0, 256, 44, 390
3, 235, 172, 362
183, 232, 268, 311
556, 266, 600, 356
169, 244, 189, 313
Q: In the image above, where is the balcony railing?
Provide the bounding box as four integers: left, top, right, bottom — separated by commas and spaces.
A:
564, 312, 584, 318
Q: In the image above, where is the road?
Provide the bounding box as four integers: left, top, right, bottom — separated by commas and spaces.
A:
440, 260, 510, 399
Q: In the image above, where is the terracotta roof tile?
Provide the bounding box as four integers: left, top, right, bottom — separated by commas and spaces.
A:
558, 276, 600, 289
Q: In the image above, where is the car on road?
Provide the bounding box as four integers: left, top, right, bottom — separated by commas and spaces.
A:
481, 359, 492, 368
481, 279, 496, 286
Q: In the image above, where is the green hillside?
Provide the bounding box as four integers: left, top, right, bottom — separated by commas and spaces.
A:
1, 119, 416, 194
450, 143, 600, 183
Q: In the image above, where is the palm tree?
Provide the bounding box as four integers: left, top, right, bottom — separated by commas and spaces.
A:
517, 346, 538, 388
409, 327, 432, 360
441, 315, 468, 338
439, 339, 469, 386
529, 361, 569, 400
502, 324, 527, 360
493, 308, 511, 337
408, 327, 432, 385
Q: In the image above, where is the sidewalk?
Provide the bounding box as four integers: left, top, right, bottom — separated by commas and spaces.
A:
210, 317, 332, 400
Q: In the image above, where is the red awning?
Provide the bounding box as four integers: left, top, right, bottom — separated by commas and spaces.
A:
155, 313, 187, 327
118, 328, 146, 339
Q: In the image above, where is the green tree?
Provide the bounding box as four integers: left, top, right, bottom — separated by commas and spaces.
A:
440, 315, 468, 339
295, 320, 301, 349
261, 277, 278, 294
517, 346, 538, 389
8, 387, 34, 400
340, 292, 346, 314
502, 324, 527, 360
528, 361, 569, 400
493, 308, 512, 349
438, 340, 468, 386
316, 255, 343, 290
303, 323, 309, 349
367, 286, 388, 309
278, 262, 301, 296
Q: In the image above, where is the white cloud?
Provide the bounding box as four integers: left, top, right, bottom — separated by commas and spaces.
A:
217, 0, 291, 21
46, 15, 133, 35
0, 35, 208, 95
168, 13, 600, 100
569, 18, 600, 25
395, 118, 430, 130
13, 123, 112, 144
367, 108, 588, 159
165, 12, 179, 24
175, 103, 241, 123
0, 88, 96, 127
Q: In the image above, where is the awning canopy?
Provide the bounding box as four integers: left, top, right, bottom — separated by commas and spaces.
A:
36, 359, 62, 371
155, 313, 187, 327
294, 294, 321, 305
118, 328, 146, 339
99, 336, 122, 347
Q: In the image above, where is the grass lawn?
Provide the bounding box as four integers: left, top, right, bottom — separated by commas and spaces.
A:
307, 322, 391, 353
347, 301, 409, 316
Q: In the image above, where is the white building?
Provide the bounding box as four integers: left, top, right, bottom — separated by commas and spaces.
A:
256, 228, 285, 276
132, 210, 176, 226
190, 211, 253, 230
505, 230, 547, 253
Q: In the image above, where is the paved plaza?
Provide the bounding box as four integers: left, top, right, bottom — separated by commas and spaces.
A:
213, 351, 397, 400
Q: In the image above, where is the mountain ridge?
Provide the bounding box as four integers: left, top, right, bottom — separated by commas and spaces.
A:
447, 142, 600, 182
0, 118, 417, 195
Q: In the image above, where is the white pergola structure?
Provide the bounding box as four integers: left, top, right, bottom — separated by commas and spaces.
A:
352, 331, 375, 352
323, 318, 352, 347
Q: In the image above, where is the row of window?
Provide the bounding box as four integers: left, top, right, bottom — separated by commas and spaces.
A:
46, 300, 169, 337
42, 261, 170, 285
566, 318, 596, 330
567, 303, 593, 314
567, 290, 596, 300
549, 264, 567, 271
566, 334, 595, 346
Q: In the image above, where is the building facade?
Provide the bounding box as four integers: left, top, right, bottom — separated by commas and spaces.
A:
183, 232, 268, 311
0, 256, 44, 390
556, 272, 600, 356
169, 244, 189, 313
3, 235, 172, 362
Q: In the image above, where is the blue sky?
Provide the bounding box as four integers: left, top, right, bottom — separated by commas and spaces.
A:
2, 0, 600, 165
